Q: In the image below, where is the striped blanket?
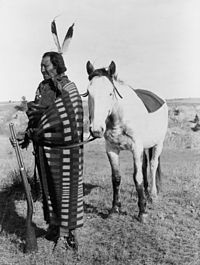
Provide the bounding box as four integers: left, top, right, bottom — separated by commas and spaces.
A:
34, 82, 84, 234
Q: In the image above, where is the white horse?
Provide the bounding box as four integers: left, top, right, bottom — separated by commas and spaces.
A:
85, 61, 168, 222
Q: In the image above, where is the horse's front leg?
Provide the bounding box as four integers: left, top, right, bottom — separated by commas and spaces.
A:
106, 146, 121, 213
133, 150, 147, 223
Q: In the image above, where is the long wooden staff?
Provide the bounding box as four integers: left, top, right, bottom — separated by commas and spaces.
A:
9, 123, 38, 253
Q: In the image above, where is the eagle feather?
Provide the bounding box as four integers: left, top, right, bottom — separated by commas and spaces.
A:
61, 23, 75, 54
51, 20, 62, 53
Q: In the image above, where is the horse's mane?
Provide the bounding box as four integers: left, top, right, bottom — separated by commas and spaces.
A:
113, 74, 124, 84
113, 74, 135, 92
89, 67, 125, 83
89, 67, 135, 93
88, 68, 110, 81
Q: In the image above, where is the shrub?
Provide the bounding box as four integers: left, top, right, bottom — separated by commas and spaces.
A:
14, 96, 27, 112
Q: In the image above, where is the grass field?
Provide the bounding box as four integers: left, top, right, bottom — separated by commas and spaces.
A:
0, 99, 200, 264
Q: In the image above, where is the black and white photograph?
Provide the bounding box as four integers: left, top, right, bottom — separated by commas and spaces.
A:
0, 0, 200, 264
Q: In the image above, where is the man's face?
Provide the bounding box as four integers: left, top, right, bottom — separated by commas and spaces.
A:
41, 56, 57, 80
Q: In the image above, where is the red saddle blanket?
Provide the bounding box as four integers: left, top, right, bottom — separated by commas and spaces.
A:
135, 89, 165, 113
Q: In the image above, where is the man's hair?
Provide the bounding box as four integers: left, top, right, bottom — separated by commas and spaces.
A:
42, 51, 67, 74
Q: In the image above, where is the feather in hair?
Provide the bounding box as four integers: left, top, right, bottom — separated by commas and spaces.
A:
61, 23, 74, 54
51, 20, 62, 53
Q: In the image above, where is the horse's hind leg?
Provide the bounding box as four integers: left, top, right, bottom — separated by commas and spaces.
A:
106, 148, 121, 213
142, 150, 149, 196
142, 150, 150, 199
133, 149, 147, 223
156, 156, 162, 194
149, 144, 163, 200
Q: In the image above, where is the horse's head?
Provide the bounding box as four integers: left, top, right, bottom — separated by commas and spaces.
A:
86, 61, 117, 138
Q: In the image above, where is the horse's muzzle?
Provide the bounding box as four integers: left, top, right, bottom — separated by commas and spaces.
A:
89, 127, 104, 138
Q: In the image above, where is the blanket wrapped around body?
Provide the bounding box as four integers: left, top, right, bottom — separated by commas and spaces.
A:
33, 82, 84, 234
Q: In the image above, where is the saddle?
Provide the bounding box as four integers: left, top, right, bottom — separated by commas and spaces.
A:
135, 89, 165, 113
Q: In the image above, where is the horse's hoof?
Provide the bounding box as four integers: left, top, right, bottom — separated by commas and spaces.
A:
151, 194, 158, 203
146, 195, 153, 204
110, 206, 121, 214
137, 213, 148, 223
145, 192, 153, 203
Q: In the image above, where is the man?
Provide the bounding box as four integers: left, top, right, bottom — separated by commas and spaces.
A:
21, 51, 84, 250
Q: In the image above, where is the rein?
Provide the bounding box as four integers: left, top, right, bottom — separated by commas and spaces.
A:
38, 134, 97, 149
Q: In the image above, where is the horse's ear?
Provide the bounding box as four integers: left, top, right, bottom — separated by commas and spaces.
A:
86, 61, 95, 75
108, 61, 116, 76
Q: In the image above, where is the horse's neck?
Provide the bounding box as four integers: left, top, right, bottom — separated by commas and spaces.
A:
113, 80, 147, 112
111, 102, 122, 121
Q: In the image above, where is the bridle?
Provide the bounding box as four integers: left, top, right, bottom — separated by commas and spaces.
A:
110, 78, 123, 99
81, 70, 123, 99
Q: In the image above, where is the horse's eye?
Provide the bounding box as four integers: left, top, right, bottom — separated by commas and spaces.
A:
109, 93, 113, 96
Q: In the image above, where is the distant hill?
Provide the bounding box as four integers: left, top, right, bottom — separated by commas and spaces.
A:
1, 98, 200, 105
166, 98, 200, 106
0, 101, 20, 105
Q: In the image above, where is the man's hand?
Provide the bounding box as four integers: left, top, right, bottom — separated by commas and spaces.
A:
10, 131, 30, 149
19, 133, 30, 149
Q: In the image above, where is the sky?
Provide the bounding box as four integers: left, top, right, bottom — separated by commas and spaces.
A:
0, 0, 200, 101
